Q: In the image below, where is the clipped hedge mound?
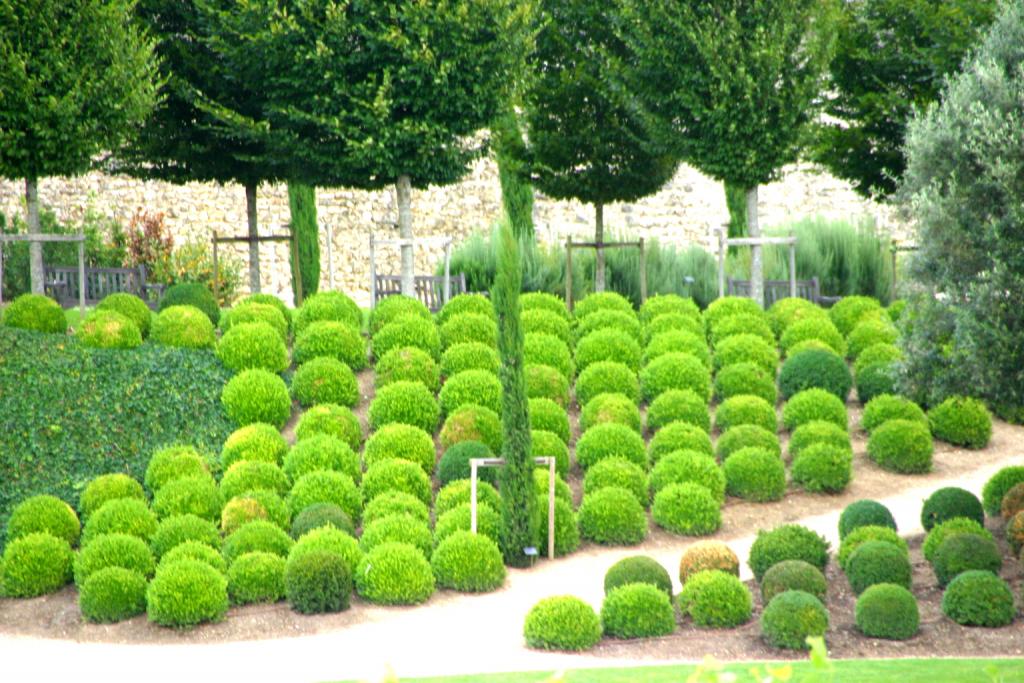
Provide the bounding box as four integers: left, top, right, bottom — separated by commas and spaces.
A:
79, 566, 148, 623
767, 297, 827, 337
439, 403, 502, 453
361, 492, 430, 529
293, 320, 366, 370
921, 487, 984, 531
285, 549, 352, 614
714, 395, 777, 434
81, 498, 157, 546
363, 423, 436, 475
377, 346, 440, 393
289, 503, 353, 539
649, 421, 714, 461
576, 422, 647, 470
294, 291, 360, 333
362, 459, 431, 506
575, 328, 641, 373
227, 551, 286, 605
434, 479, 502, 518
760, 590, 829, 650
6, 494, 81, 546
678, 569, 752, 628
221, 423, 288, 469
576, 360, 639, 406
574, 291, 634, 320
837, 525, 907, 572
221, 369, 292, 428
867, 419, 933, 474
922, 517, 993, 563
522, 308, 571, 344
529, 398, 571, 445
288, 470, 362, 521
748, 525, 829, 583
536, 496, 580, 557
678, 540, 740, 584
838, 500, 896, 540
982, 466, 1024, 517
928, 396, 993, 449
709, 313, 774, 348
932, 533, 1002, 587
788, 421, 851, 461
283, 434, 359, 482
295, 403, 362, 451
779, 317, 846, 357
761, 560, 827, 604
778, 349, 852, 401
159, 282, 220, 326
577, 487, 648, 545
524, 333, 574, 379
581, 392, 642, 434
222, 520, 294, 565
652, 482, 721, 536
524, 363, 570, 406
438, 293, 494, 325
146, 558, 228, 627
153, 474, 222, 521
73, 532, 154, 586
78, 309, 142, 350
847, 319, 898, 359
355, 541, 435, 605
791, 443, 852, 494
439, 312, 497, 350
79, 474, 146, 522
221, 302, 288, 341
291, 357, 359, 408
855, 583, 919, 640
601, 583, 676, 638
0, 532, 73, 597
861, 395, 927, 433
433, 502, 503, 548
603, 555, 672, 596
359, 514, 433, 558
643, 312, 703, 343
438, 441, 496, 487
144, 445, 208, 493
369, 295, 431, 335
640, 293, 700, 324
723, 447, 786, 502
430, 530, 506, 592
150, 514, 221, 560
521, 291, 570, 320
644, 330, 710, 368
372, 316, 441, 361
640, 352, 711, 403
941, 570, 1015, 627
220, 460, 289, 500
846, 540, 912, 594
702, 296, 763, 331
712, 333, 779, 375
441, 341, 500, 379
289, 526, 363, 575
712, 361, 777, 405
216, 322, 288, 373
161, 542, 228, 577
2, 293, 67, 334
583, 457, 648, 506
715, 424, 781, 462
855, 361, 898, 404
829, 296, 882, 336
782, 389, 848, 431
440, 369, 503, 415
650, 450, 725, 502
151, 305, 216, 349
523, 596, 602, 651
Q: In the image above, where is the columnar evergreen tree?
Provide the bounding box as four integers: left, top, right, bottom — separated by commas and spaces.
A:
493, 110, 535, 241
618, 0, 838, 306
287, 182, 319, 304
0, 0, 158, 293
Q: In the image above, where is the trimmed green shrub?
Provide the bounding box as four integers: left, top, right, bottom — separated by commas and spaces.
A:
761, 590, 829, 650
829, 295, 882, 336
363, 423, 435, 475
160, 540, 226, 574
644, 312, 704, 344
238, 293, 293, 329
941, 570, 1015, 627
581, 392, 642, 434
601, 583, 676, 638
838, 525, 907, 572
440, 369, 502, 415
294, 291, 360, 333
846, 540, 912, 594
703, 296, 763, 331
1007, 511, 1024, 553
715, 395, 777, 434
982, 466, 1024, 517
144, 445, 208, 493
359, 514, 433, 557
151, 305, 216, 349
847, 319, 898, 360
723, 447, 785, 502
373, 316, 441, 361
779, 317, 846, 357
81, 498, 157, 546
361, 492, 430, 528
288, 470, 362, 520
221, 302, 288, 341
533, 469, 574, 507
712, 334, 779, 375
79, 566, 147, 623
855, 583, 919, 640
440, 312, 497, 350
788, 421, 851, 461
78, 309, 142, 350
523, 333, 574, 379
369, 295, 431, 335
439, 404, 502, 453
221, 423, 288, 469
295, 403, 362, 451
576, 360, 639, 406
791, 443, 852, 493
1, 293, 67, 334
440, 341, 500, 379
1000, 484, 1024, 520
710, 313, 775, 348
151, 514, 221, 560
524, 595, 602, 651
749, 525, 829, 582
284, 549, 352, 614
221, 369, 292, 428
577, 487, 648, 545
603, 556, 672, 596
355, 541, 435, 605
433, 502, 503, 547
678, 541, 740, 584
290, 503, 354, 539
932, 533, 1002, 587
647, 389, 710, 433
650, 450, 725, 501
439, 293, 495, 325
438, 441, 497, 486
782, 389, 848, 431
220, 497, 270, 536
226, 551, 286, 605
779, 349, 852, 401
289, 526, 363, 575
222, 520, 293, 565
521, 291, 570, 320
767, 297, 827, 337
924, 517, 994, 563
867, 419, 933, 474
291, 357, 359, 408
217, 322, 288, 373
0, 532, 73, 597
430, 530, 507, 592
74, 532, 154, 586
856, 362, 899, 405
861, 395, 927, 433
678, 569, 753, 628
928, 396, 993, 449
649, 421, 714, 461
434, 479, 502, 518
536, 495, 580, 557
653, 482, 721, 536
713, 362, 776, 405
583, 457, 648, 506
575, 328, 641, 373
282, 434, 359, 482
6, 494, 81, 546
762, 560, 827, 604
921, 487, 984, 531
525, 363, 571, 406
153, 474, 221, 521
159, 282, 220, 326
522, 307, 571, 344
644, 330, 711, 368
640, 293, 700, 324
574, 291, 634, 321
529, 398, 571, 445
640, 352, 711, 403
787, 338, 843, 359
146, 558, 228, 627
576, 423, 647, 470
362, 459, 431, 506
854, 343, 902, 376
79, 475, 146, 522
293, 320, 367, 371
220, 460, 289, 500
838, 500, 896, 540
715, 424, 781, 462
377, 346, 441, 392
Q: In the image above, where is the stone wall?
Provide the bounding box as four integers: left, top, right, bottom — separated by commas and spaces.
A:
0, 158, 904, 307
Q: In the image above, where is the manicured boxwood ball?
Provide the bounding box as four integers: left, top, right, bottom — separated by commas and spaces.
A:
144, 445, 208, 493
791, 443, 852, 494
533, 469, 574, 507
220, 460, 289, 501
355, 541, 436, 605
294, 291, 361, 333
537, 496, 580, 557
440, 369, 503, 416
376, 346, 441, 393
1000, 483, 1024, 520
786, 338, 843, 359
288, 470, 362, 521
221, 423, 288, 469
522, 308, 571, 344
525, 363, 571, 406
650, 450, 725, 502
221, 302, 288, 341
574, 291, 634, 321
715, 395, 777, 434
932, 533, 1002, 587
867, 419, 933, 474
678, 569, 753, 628
761, 560, 827, 604
158, 283, 217, 325
847, 319, 898, 360
150, 514, 221, 561
430, 530, 507, 592
295, 403, 363, 451
363, 423, 436, 475
361, 492, 431, 528
220, 497, 270, 536
649, 421, 714, 462
521, 291, 570, 320
362, 459, 431, 506
723, 447, 785, 502
712, 334, 779, 375
601, 583, 676, 638
653, 482, 721, 536
440, 341, 500, 379
855, 583, 919, 640
788, 421, 851, 461
703, 296, 763, 331
575, 328, 642, 373
603, 556, 673, 596
293, 320, 367, 371
439, 403, 502, 453
434, 479, 502, 518
6, 494, 81, 546
837, 526, 907, 572
153, 474, 222, 521
151, 305, 216, 349
369, 295, 431, 335
678, 541, 740, 584
433, 502, 503, 547
782, 389, 848, 432
440, 312, 497, 350
779, 317, 846, 357
760, 590, 829, 650
854, 343, 901, 376
643, 312, 704, 344
529, 398, 571, 445
861, 394, 927, 433
523, 596, 603, 651
942, 570, 1015, 627
647, 389, 710, 434
576, 423, 647, 470
576, 360, 639, 406
767, 297, 827, 337
285, 549, 352, 614
438, 441, 497, 486
829, 295, 882, 336
283, 434, 360, 483
928, 396, 993, 449
748, 524, 829, 583
1006, 511, 1024, 553
226, 551, 286, 605
81, 498, 158, 546
146, 558, 228, 627
1, 293, 67, 333
290, 526, 363, 574
373, 316, 441, 361
0, 532, 73, 597
583, 457, 649, 506
222, 520, 294, 566
78, 309, 142, 350
289, 503, 354, 539
531, 430, 571, 478
577, 487, 648, 545
221, 369, 292, 429
160, 540, 227, 575
710, 313, 775, 348
217, 322, 288, 373
713, 362, 776, 406
360, 514, 433, 557
79, 474, 146, 522
922, 517, 992, 563
778, 349, 852, 401
581, 392, 642, 434
921, 487, 984, 532
838, 500, 896, 540
644, 330, 711, 369
983, 466, 1024, 517
74, 532, 155, 586
291, 357, 359, 408
640, 293, 700, 325
855, 362, 899, 405
79, 566, 148, 623
846, 540, 912, 594
640, 352, 711, 402
715, 424, 781, 462
439, 293, 495, 325
524, 333, 574, 380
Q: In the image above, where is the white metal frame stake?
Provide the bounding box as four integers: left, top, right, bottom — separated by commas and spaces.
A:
470, 456, 557, 560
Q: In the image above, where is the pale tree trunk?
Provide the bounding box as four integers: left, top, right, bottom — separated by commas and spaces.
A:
746, 186, 763, 308
397, 174, 414, 297
26, 178, 43, 294
245, 183, 261, 294
594, 201, 605, 293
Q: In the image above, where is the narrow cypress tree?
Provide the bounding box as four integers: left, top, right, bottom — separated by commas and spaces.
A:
494, 222, 537, 566
287, 182, 320, 304
493, 110, 535, 241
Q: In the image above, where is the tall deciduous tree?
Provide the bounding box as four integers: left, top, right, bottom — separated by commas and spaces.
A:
287, 182, 319, 305
520, 0, 676, 292
814, 0, 996, 198
618, 0, 837, 306
0, 0, 159, 294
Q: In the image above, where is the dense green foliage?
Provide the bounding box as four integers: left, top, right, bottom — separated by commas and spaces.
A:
601, 583, 676, 638
146, 558, 228, 627
779, 350, 852, 401
430, 531, 507, 593
650, 451, 725, 502
355, 542, 435, 605
291, 357, 359, 409
927, 397, 993, 449
523, 596, 603, 651
723, 447, 786, 502
867, 419, 933, 473
760, 590, 830, 650
151, 306, 216, 349
716, 425, 782, 462
846, 540, 912, 594
603, 556, 673, 596
377, 346, 440, 393
649, 388, 711, 433
941, 570, 1015, 627
577, 487, 648, 545
79, 566, 148, 623
791, 443, 852, 493
652, 482, 721, 536
285, 550, 351, 614
837, 525, 907, 572
288, 182, 320, 302
0, 532, 73, 597
854, 583, 919, 640
227, 551, 286, 605
922, 517, 993, 563
678, 541, 740, 584
838, 500, 896, 539
678, 569, 753, 628
931, 533, 1002, 586
748, 525, 830, 583
78, 310, 143, 350
920, 487, 983, 531
221, 369, 292, 428
782, 389, 848, 431
761, 560, 827, 604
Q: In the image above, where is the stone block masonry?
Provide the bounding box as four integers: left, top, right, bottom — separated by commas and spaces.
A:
0, 158, 901, 307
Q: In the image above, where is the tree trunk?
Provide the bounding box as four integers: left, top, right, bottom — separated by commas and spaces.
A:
25, 178, 44, 294
245, 183, 261, 294
594, 201, 606, 293
724, 181, 748, 255
397, 174, 414, 297
746, 186, 764, 308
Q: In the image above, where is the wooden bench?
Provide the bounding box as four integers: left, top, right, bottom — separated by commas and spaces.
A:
727, 277, 826, 307
44, 265, 165, 309
373, 273, 467, 313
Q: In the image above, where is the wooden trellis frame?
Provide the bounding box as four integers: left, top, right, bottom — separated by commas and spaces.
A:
0, 233, 86, 317
565, 238, 647, 311
212, 229, 301, 306
715, 225, 798, 301
470, 456, 557, 561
